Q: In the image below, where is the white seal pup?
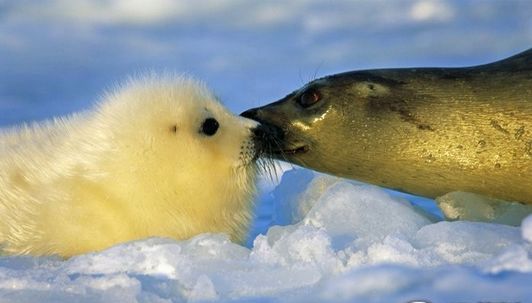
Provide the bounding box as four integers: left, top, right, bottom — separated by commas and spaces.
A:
0, 75, 262, 257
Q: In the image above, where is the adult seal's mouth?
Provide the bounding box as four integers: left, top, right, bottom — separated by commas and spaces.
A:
242, 109, 311, 158
272, 144, 309, 156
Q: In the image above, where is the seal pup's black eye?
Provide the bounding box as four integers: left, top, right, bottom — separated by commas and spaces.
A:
298, 89, 321, 108
201, 118, 219, 136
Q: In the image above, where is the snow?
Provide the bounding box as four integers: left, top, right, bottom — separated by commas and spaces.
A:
1, 169, 531, 302
1, 1, 531, 302
522, 215, 532, 243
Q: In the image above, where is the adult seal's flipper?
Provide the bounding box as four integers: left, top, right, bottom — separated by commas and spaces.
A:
436, 192, 532, 226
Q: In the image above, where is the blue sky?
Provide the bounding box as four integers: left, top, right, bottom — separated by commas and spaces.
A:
0, 0, 531, 126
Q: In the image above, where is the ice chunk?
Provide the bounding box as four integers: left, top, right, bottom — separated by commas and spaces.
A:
482, 245, 532, 273
251, 225, 340, 273
522, 214, 532, 242
188, 275, 218, 302
302, 181, 431, 248
271, 168, 317, 225
317, 265, 421, 301
414, 221, 522, 265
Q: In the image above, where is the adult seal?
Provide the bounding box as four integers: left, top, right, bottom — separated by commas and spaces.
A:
242, 49, 532, 217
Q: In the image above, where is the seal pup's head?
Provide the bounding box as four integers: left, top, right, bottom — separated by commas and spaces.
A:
83, 75, 263, 245
100, 75, 262, 170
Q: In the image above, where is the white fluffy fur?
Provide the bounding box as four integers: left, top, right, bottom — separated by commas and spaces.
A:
0, 75, 259, 257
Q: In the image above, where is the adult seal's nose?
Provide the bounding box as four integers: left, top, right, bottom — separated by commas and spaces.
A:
240, 108, 258, 120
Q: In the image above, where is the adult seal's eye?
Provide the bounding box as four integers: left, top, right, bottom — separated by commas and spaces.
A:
201, 118, 219, 136
298, 89, 321, 108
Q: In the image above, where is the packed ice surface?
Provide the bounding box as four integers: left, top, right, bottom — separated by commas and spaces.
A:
1, 169, 531, 303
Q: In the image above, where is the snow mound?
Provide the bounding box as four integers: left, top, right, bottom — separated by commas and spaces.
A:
522, 214, 532, 242
1, 169, 531, 302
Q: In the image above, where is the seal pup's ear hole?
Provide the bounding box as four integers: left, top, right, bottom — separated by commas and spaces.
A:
170, 125, 178, 133
297, 88, 322, 108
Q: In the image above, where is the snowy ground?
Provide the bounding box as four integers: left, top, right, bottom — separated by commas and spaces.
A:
1, 169, 531, 303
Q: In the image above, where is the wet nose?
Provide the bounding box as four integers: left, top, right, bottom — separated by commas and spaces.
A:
251, 122, 284, 143
240, 108, 259, 120
252, 124, 266, 139
241, 107, 284, 141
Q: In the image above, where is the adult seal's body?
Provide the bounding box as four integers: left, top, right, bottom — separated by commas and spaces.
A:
243, 49, 532, 208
